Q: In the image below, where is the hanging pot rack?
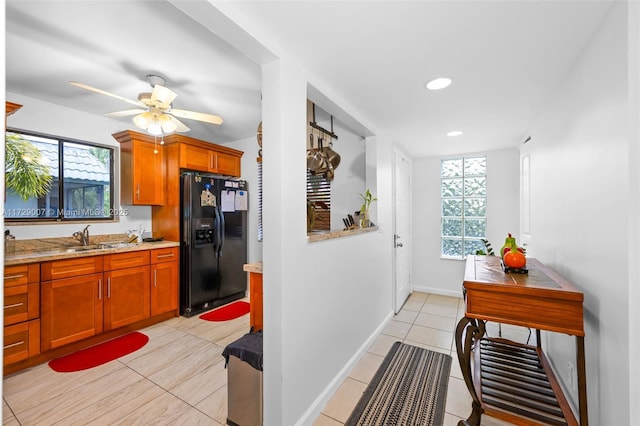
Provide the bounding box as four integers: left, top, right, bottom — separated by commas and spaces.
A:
310, 103, 339, 140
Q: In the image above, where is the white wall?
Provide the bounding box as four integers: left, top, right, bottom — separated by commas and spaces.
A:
411, 148, 520, 296
5, 92, 153, 239
261, 57, 394, 426
521, 3, 631, 424
223, 136, 262, 263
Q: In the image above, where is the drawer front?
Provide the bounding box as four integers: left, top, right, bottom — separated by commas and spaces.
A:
104, 250, 150, 271
4, 283, 39, 326
42, 256, 103, 281
4, 264, 39, 287
150, 247, 179, 264
4, 319, 40, 366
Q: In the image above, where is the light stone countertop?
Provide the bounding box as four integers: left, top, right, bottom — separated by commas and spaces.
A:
307, 225, 378, 242
243, 262, 263, 273
4, 240, 180, 266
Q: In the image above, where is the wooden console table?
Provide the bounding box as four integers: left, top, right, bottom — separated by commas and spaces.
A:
455, 255, 587, 426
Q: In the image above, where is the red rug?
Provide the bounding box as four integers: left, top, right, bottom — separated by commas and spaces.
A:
199, 301, 250, 321
48, 331, 149, 373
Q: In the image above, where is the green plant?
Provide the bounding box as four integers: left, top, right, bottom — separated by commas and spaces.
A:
475, 238, 496, 256
358, 189, 377, 214
5, 133, 53, 200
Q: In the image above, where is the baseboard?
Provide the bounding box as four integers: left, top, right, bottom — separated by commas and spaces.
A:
411, 285, 463, 298
295, 309, 395, 426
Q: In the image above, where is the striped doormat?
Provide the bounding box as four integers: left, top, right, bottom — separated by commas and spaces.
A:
346, 342, 452, 426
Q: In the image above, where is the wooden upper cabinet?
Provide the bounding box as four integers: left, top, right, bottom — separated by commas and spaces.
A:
5, 102, 23, 117
180, 143, 214, 171
177, 138, 242, 176
113, 130, 166, 206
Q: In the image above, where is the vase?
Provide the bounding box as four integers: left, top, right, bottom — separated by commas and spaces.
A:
360, 210, 370, 228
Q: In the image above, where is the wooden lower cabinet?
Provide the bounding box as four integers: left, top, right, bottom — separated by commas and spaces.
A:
41, 273, 104, 351
4, 263, 41, 366
151, 262, 178, 316
4, 320, 40, 366
6, 246, 179, 372
104, 266, 150, 331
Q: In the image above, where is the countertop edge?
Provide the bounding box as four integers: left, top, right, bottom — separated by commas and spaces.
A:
5, 241, 181, 266
307, 225, 378, 242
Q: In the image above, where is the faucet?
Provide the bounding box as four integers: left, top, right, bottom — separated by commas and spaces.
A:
73, 225, 90, 246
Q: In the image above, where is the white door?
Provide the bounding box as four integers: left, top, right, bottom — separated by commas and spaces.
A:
394, 150, 411, 313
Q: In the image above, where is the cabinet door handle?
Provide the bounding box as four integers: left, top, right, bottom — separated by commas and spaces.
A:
4, 341, 24, 350
107, 277, 111, 298
154, 269, 157, 288
4, 274, 24, 280
4, 302, 24, 310
156, 253, 174, 258
136, 184, 140, 201
98, 278, 102, 300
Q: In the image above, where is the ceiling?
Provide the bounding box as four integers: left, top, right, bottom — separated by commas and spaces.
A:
6, 1, 614, 157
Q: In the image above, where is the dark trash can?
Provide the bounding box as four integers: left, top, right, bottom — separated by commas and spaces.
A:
223, 332, 263, 426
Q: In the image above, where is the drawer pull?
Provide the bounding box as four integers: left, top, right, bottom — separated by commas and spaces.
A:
98, 278, 102, 300
156, 253, 175, 258
4, 341, 24, 350
4, 274, 24, 280
108, 277, 111, 298
154, 269, 157, 288
4, 302, 24, 310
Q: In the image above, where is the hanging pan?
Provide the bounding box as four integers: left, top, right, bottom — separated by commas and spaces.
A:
322, 116, 341, 170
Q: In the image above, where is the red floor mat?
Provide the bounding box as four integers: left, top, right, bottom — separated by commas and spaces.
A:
199, 301, 250, 321
48, 331, 149, 373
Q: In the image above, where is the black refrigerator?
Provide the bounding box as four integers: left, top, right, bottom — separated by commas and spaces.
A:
180, 172, 248, 317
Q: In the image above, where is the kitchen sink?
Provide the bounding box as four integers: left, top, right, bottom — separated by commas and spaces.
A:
64, 242, 139, 252
65, 245, 104, 252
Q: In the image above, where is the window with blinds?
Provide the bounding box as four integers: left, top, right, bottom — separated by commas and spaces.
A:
307, 170, 331, 231
257, 160, 263, 241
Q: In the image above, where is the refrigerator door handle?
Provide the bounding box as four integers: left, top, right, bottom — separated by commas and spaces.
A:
182, 174, 192, 246
218, 205, 225, 257
213, 204, 221, 255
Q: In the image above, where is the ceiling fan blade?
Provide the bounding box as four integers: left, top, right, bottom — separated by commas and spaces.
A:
169, 115, 191, 133
170, 108, 223, 125
69, 81, 143, 108
151, 84, 178, 109
104, 109, 146, 118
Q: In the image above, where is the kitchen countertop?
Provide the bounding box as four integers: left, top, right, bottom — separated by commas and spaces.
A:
4, 240, 180, 266
243, 262, 263, 273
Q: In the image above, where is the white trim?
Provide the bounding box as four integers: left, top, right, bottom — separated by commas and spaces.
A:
295, 309, 395, 426
412, 285, 463, 299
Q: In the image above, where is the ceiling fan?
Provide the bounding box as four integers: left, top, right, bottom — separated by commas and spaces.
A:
69, 74, 223, 136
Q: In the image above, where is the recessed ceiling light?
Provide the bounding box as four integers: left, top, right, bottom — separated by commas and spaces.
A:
425, 77, 452, 90
447, 130, 464, 137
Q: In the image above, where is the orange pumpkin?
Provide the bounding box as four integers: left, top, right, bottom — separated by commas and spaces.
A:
504, 248, 526, 269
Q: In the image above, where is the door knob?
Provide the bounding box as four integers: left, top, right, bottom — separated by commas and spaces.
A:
396, 242, 403, 248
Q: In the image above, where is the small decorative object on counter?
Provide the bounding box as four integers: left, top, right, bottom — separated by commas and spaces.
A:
358, 189, 377, 228
5, 229, 16, 254
500, 233, 527, 273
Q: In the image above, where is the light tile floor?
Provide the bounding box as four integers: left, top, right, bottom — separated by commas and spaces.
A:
3, 293, 530, 425
312, 292, 532, 426
3, 300, 251, 426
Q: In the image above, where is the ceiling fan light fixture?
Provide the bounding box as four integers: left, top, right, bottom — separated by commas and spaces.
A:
133, 111, 154, 128
158, 114, 177, 133
146, 119, 163, 136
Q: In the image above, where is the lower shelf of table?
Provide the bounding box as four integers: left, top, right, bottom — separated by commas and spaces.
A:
476, 338, 577, 426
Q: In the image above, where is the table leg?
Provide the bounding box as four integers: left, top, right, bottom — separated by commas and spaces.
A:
576, 336, 588, 425
455, 317, 486, 426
